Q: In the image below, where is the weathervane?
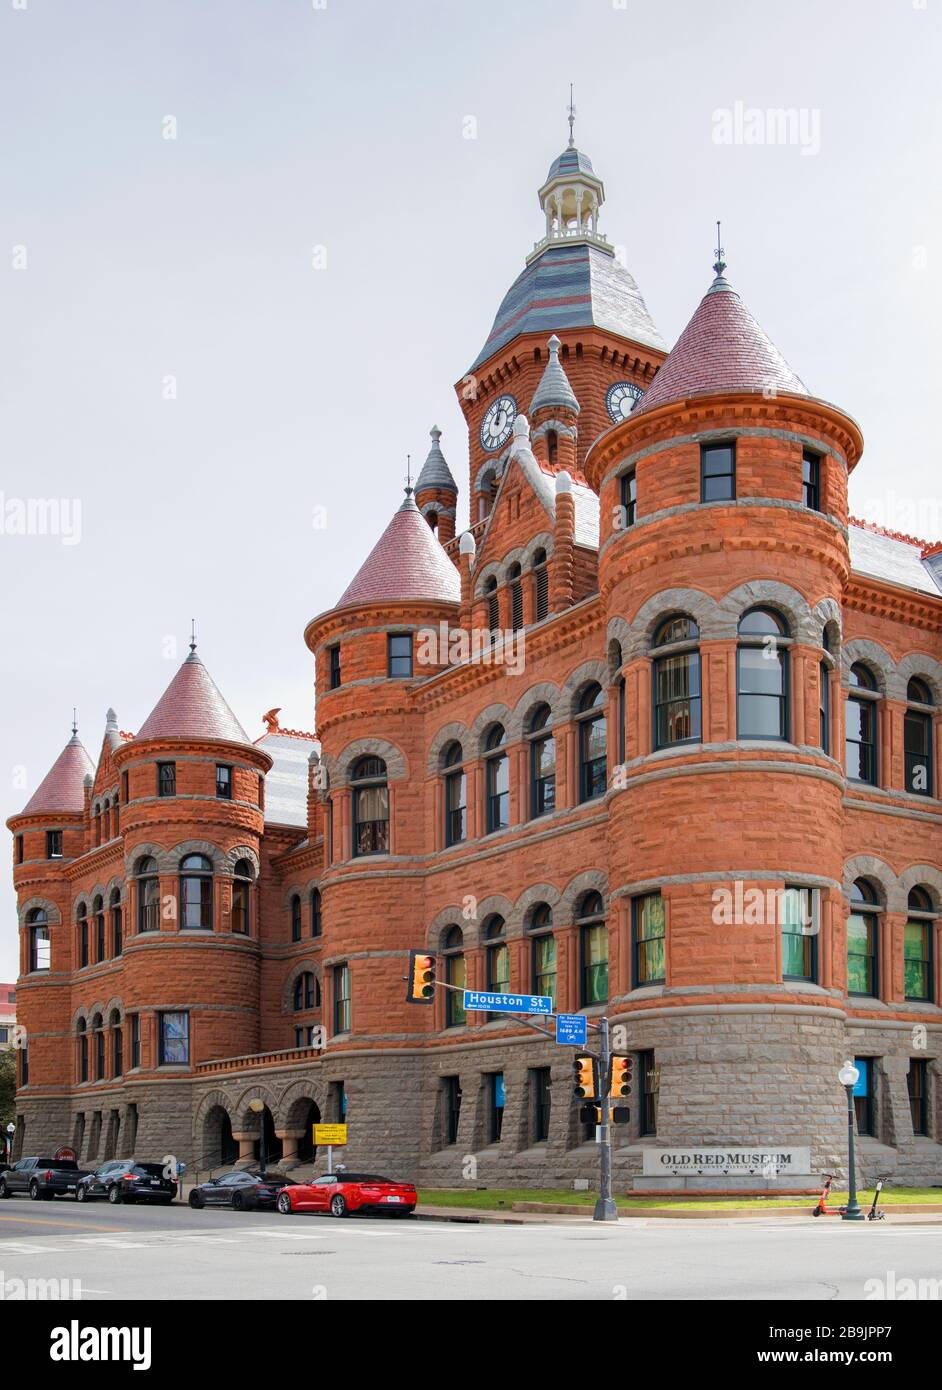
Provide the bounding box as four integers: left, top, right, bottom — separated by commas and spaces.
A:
713, 220, 727, 278
190, 618, 197, 654
567, 84, 576, 148
404, 454, 413, 498
71, 707, 77, 736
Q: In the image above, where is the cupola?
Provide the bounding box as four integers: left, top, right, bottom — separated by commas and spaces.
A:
414, 426, 458, 544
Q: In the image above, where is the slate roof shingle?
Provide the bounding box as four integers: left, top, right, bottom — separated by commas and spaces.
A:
337, 494, 461, 608
637, 273, 808, 415
21, 733, 95, 815
470, 243, 665, 373
135, 652, 252, 745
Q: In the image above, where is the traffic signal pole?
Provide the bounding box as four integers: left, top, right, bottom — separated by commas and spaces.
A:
594, 1015, 617, 1223
404, 963, 620, 1224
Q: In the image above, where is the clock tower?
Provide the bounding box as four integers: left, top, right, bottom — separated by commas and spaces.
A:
456, 116, 668, 519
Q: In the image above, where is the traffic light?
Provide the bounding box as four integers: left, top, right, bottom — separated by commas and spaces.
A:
610, 1055, 633, 1099
406, 950, 436, 1003
572, 1054, 597, 1099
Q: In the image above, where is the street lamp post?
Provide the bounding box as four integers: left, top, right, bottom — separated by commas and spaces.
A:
838, 1060, 865, 1221
247, 1099, 266, 1175
5, 1122, 14, 1163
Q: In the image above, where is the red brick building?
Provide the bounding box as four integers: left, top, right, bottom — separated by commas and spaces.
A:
8, 136, 942, 1188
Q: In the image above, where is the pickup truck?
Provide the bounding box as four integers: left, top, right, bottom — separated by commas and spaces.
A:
0, 1156, 92, 1200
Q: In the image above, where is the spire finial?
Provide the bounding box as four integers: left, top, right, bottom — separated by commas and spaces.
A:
567, 84, 576, 149
404, 454, 413, 498
713, 220, 726, 278
189, 618, 197, 654
71, 707, 77, 737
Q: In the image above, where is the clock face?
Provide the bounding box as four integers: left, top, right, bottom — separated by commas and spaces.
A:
480, 394, 517, 451
606, 381, 644, 423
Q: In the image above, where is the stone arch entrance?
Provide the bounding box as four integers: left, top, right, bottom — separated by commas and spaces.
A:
202, 1104, 238, 1167
296, 1102, 321, 1162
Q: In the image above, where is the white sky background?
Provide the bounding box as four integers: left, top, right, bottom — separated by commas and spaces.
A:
1, 0, 940, 978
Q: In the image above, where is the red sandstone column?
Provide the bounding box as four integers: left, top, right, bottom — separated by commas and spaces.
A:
551, 474, 575, 611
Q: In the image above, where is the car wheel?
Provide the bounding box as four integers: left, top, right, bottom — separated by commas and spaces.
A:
0, 1179, 10, 1199
188, 1190, 204, 1209
28, 1181, 41, 1201
76, 1184, 88, 1203
108, 1185, 122, 1205
277, 1192, 292, 1215
330, 1194, 348, 1218
231, 1192, 244, 1212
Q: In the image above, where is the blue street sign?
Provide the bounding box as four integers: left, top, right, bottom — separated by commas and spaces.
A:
462, 990, 553, 1016
556, 1014, 588, 1047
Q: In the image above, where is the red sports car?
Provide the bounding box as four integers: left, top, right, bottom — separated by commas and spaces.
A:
276, 1171, 417, 1218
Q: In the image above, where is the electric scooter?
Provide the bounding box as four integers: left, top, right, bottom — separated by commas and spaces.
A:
811, 1173, 888, 1219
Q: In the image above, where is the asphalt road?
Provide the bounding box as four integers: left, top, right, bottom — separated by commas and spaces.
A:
0, 1197, 938, 1300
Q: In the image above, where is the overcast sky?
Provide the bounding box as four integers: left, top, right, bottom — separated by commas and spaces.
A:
2, 0, 940, 978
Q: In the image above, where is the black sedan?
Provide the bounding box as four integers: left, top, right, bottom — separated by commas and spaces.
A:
188, 1170, 295, 1211
76, 1160, 177, 1205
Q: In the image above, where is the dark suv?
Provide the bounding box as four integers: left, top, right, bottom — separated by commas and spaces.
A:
76, 1160, 177, 1205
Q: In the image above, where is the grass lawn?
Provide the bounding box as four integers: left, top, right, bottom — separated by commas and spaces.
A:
416, 1186, 942, 1212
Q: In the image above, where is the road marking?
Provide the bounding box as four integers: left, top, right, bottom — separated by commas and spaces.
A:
72, 1237, 152, 1249
0, 1214, 122, 1232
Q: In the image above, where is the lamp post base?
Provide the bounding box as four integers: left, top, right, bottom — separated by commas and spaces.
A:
841, 1206, 866, 1222
593, 1197, 618, 1222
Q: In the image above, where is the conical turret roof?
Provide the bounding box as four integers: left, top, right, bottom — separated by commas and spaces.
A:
415, 427, 457, 493
530, 335, 580, 414
21, 730, 95, 815
336, 492, 460, 608
636, 269, 808, 416
135, 650, 251, 744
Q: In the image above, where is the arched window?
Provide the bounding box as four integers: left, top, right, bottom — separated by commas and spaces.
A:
232, 859, 253, 935
77, 900, 89, 966
351, 756, 389, 856
443, 742, 467, 847
528, 904, 556, 1006
136, 857, 160, 934
508, 563, 523, 632
577, 891, 608, 1006
293, 972, 317, 1011
27, 907, 50, 973
653, 616, 701, 749
819, 661, 831, 754
848, 879, 880, 998
846, 663, 879, 785
737, 608, 789, 740
91, 1012, 105, 1081
93, 803, 101, 846
77, 1017, 88, 1082
93, 894, 105, 964
577, 684, 607, 802
905, 887, 935, 1002
179, 854, 213, 930
110, 888, 122, 957
484, 725, 509, 833
484, 916, 510, 1011
533, 548, 548, 622
905, 677, 933, 797
111, 1009, 123, 1078
546, 429, 558, 466
290, 893, 302, 943
527, 704, 556, 819
478, 468, 498, 522
484, 576, 499, 635
443, 926, 466, 1028
427, 510, 438, 534
310, 887, 322, 938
